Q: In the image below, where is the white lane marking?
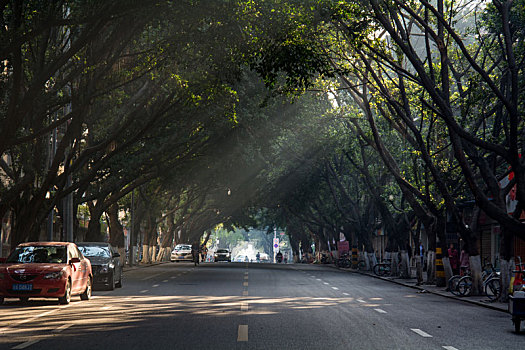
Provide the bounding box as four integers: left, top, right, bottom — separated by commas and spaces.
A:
316, 278, 322, 281
343, 293, 350, 296
374, 308, 387, 314
243, 282, 248, 287
332, 287, 339, 290
323, 282, 329, 285
244, 276, 249, 280
53, 324, 73, 333
3, 307, 63, 333
237, 325, 248, 341
411, 329, 433, 338
140, 290, 149, 293
141, 273, 164, 281
12, 340, 40, 349
162, 280, 168, 282
152, 284, 159, 288
442, 347, 459, 350
241, 302, 248, 311
357, 299, 366, 303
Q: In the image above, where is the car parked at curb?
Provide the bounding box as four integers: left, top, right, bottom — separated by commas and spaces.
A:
171, 244, 193, 262
0, 242, 92, 305
77, 242, 122, 291
214, 249, 231, 262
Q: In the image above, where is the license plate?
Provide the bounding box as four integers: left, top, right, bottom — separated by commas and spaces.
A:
13, 284, 33, 291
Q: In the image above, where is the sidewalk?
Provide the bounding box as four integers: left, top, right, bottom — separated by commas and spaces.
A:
340, 267, 508, 313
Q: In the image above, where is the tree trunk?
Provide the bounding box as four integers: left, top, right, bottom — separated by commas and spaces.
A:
399, 250, 410, 278
500, 258, 514, 302
416, 257, 423, 285
442, 257, 453, 289
469, 255, 483, 296
426, 250, 436, 284
108, 203, 125, 248
86, 201, 104, 242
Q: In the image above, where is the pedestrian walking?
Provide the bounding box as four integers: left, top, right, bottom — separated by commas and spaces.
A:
418, 242, 425, 269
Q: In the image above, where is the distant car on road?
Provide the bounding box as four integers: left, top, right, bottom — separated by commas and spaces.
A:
171, 244, 193, 262
0, 242, 92, 305
77, 242, 122, 291
214, 249, 231, 262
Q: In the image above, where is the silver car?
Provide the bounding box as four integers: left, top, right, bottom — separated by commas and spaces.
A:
171, 244, 192, 262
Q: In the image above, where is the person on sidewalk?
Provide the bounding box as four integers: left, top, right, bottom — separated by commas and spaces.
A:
448, 243, 459, 275
418, 243, 425, 271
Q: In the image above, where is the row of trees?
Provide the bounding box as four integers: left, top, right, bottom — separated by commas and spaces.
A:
1, 1, 524, 299
242, 0, 524, 297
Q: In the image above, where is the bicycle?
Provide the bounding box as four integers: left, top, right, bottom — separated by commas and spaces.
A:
456, 264, 501, 301
448, 266, 470, 296
335, 253, 351, 268
373, 259, 392, 276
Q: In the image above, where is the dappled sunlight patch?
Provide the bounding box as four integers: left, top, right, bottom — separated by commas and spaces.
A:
0, 294, 383, 344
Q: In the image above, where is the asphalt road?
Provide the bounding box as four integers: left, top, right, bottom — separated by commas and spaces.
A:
0, 262, 523, 349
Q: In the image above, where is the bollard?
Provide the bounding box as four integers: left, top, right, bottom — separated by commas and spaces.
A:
351, 245, 358, 268
436, 247, 446, 287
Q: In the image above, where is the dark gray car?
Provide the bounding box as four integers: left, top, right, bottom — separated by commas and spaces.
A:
77, 242, 122, 290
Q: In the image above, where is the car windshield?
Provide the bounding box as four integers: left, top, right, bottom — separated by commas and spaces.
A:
6, 246, 67, 264
217, 249, 229, 253
78, 246, 110, 258
175, 245, 191, 251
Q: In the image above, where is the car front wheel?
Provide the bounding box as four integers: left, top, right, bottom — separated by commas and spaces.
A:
115, 270, 123, 288
107, 271, 115, 291
80, 278, 92, 300
59, 280, 72, 305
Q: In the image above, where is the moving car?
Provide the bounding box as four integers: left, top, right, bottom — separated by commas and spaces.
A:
0, 242, 92, 305
214, 249, 231, 262
77, 242, 122, 290
171, 244, 193, 262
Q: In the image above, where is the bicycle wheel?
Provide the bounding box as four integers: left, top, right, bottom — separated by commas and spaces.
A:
373, 264, 382, 276
484, 278, 501, 301
457, 276, 472, 296
448, 275, 461, 296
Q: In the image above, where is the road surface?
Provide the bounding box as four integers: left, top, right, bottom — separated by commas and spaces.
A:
0, 262, 522, 349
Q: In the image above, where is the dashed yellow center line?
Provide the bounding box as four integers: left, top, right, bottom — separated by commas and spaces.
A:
242, 291, 249, 296
243, 282, 249, 287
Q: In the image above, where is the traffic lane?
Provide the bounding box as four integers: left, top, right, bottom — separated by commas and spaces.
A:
0, 262, 249, 350
243, 264, 444, 349
291, 266, 524, 349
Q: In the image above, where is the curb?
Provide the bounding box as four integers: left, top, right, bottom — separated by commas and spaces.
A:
339, 267, 508, 313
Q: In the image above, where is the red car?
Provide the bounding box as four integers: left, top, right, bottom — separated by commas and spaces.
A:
0, 242, 92, 305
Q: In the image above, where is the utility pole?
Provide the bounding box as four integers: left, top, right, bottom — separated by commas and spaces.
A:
47, 115, 57, 241
129, 190, 135, 266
